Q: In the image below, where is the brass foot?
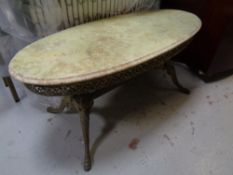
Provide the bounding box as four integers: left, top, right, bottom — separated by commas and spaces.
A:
47, 96, 77, 113
2, 77, 20, 102
165, 61, 190, 94
72, 96, 93, 171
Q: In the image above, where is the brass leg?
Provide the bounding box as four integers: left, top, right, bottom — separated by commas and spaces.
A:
165, 61, 190, 94
2, 77, 20, 102
2, 77, 8, 87
47, 96, 74, 113
72, 96, 93, 171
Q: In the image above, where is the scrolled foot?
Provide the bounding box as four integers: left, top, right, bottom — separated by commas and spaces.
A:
47, 106, 64, 113
84, 156, 92, 171
47, 96, 75, 113
177, 86, 190, 94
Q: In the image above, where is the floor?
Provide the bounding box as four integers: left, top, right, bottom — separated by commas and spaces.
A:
1, 65, 233, 175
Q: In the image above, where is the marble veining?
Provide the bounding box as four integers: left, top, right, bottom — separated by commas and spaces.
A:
9, 10, 201, 85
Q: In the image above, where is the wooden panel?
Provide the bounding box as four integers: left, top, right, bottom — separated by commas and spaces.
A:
161, 0, 233, 77
209, 18, 233, 74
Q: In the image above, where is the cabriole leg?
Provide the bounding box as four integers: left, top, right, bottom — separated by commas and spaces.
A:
2, 76, 20, 102
165, 61, 190, 94
72, 96, 93, 171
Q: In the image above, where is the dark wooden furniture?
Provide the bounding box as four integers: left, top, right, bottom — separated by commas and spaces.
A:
161, 0, 233, 80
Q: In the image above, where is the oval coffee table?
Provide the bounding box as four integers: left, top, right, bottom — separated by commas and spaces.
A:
9, 10, 201, 171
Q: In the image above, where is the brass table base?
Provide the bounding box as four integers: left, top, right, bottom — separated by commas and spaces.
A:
46, 61, 189, 171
